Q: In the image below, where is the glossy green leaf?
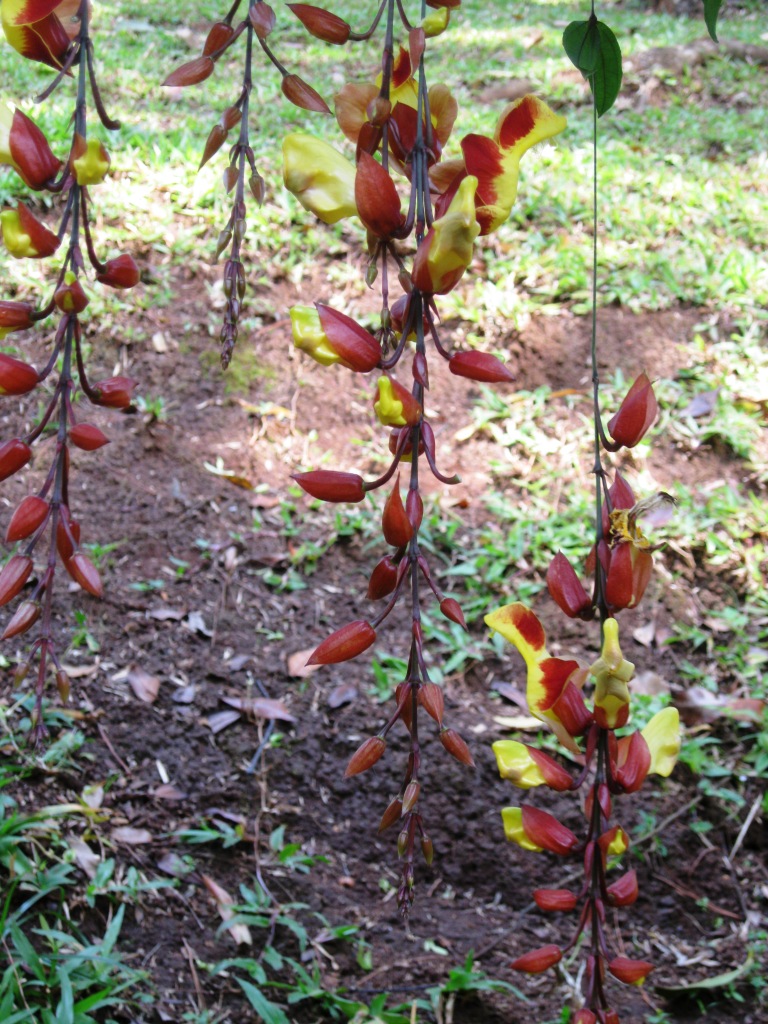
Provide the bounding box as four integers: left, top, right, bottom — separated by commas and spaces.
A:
238, 979, 291, 1024
704, 0, 723, 41
563, 17, 623, 116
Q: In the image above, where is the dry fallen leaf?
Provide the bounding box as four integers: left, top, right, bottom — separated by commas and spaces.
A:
206, 710, 241, 734
287, 648, 321, 678
220, 695, 296, 722
633, 622, 656, 647
111, 826, 153, 845
70, 839, 101, 880
153, 784, 187, 802
148, 607, 186, 622
201, 874, 252, 946
328, 682, 358, 709
127, 667, 161, 703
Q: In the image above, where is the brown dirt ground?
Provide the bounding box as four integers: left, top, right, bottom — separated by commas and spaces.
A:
1, 262, 766, 1024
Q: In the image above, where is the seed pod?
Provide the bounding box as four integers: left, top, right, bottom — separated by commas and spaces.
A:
163, 56, 215, 88
344, 736, 385, 777
0, 555, 33, 606
250, 1, 276, 38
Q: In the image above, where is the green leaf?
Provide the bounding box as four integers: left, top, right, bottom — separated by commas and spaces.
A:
237, 979, 291, 1024
563, 17, 623, 116
704, 0, 723, 41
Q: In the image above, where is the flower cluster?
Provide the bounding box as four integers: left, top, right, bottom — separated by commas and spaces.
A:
483, 211, 679, 1020
1, 0, 136, 740
163, 0, 331, 368
280, 1, 566, 915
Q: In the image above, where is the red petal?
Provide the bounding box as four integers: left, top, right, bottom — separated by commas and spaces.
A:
316, 304, 380, 372
355, 151, 404, 238
607, 373, 657, 448
547, 552, 592, 618
606, 869, 639, 907
0, 353, 39, 396
521, 805, 577, 855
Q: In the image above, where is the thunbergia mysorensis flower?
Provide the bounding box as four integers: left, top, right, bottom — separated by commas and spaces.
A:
1, 0, 136, 741
162, 0, 331, 368
481, 18, 675, 1005
280, 0, 565, 916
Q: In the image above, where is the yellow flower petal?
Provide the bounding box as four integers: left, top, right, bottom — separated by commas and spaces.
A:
72, 137, 110, 186
493, 740, 546, 789
282, 133, 357, 224
373, 375, 405, 426
641, 707, 680, 777
289, 306, 340, 366
1, 208, 35, 257
501, 806, 542, 851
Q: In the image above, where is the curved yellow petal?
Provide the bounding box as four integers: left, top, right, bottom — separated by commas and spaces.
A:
493, 740, 546, 789
641, 707, 680, 777
282, 133, 357, 225
289, 306, 340, 367
501, 806, 542, 851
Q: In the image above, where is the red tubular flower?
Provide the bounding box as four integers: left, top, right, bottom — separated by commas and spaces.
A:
0, 554, 33, 606
0, 353, 39, 395
533, 888, 578, 912
510, 945, 562, 974
91, 376, 136, 409
308, 619, 376, 665
448, 350, 515, 383
96, 254, 140, 289
607, 373, 657, 448
344, 736, 386, 777
5, 109, 61, 189
294, 470, 366, 503
613, 731, 652, 793
5, 495, 48, 542
316, 303, 381, 372
0, 438, 32, 481
382, 476, 413, 548
521, 805, 578, 855
0, 300, 34, 338
605, 541, 653, 611
547, 551, 593, 618
608, 956, 654, 985
606, 869, 639, 907
355, 151, 404, 239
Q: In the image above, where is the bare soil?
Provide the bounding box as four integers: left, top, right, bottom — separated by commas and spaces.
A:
1, 262, 766, 1024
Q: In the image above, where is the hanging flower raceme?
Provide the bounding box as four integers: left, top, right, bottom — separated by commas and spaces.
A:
0, 0, 138, 743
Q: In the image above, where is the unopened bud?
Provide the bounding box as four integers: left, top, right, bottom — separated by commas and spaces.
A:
344, 735, 386, 777
397, 828, 409, 858
378, 797, 402, 832
510, 945, 562, 974
420, 834, 434, 866
1, 599, 40, 640
439, 727, 474, 767
401, 780, 420, 814
56, 669, 71, 703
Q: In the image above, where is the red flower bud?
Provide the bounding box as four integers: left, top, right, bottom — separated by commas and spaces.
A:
521, 806, 578, 856
613, 732, 651, 793
0, 438, 32, 481
547, 552, 592, 619
69, 423, 110, 451
287, 3, 351, 44
510, 945, 562, 974
308, 619, 376, 665
281, 74, 330, 114
65, 552, 104, 598
608, 956, 654, 985
294, 470, 366, 503
367, 555, 399, 600
316, 304, 381, 372
1, 599, 40, 640
355, 152, 404, 239
533, 888, 578, 912
5, 495, 48, 542
448, 351, 515, 383
605, 542, 653, 612
418, 682, 444, 724
8, 110, 62, 190
526, 747, 575, 792
0, 554, 34, 606
378, 797, 403, 832
421, 833, 434, 866
607, 373, 657, 448
0, 353, 39, 396
439, 597, 466, 629
202, 21, 234, 56
574, 1012, 597, 1024
96, 254, 140, 289
439, 727, 475, 767
54, 277, 89, 314
56, 668, 71, 703
606, 869, 639, 907
382, 476, 413, 548
0, 300, 34, 335
344, 735, 386, 777
163, 56, 215, 88
402, 780, 420, 813
56, 506, 80, 562
395, 681, 413, 731
91, 376, 136, 409
249, 2, 276, 38
405, 489, 423, 531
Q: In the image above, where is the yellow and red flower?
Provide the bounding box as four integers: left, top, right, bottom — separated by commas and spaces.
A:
1, 0, 76, 70
282, 133, 357, 224
0, 103, 61, 189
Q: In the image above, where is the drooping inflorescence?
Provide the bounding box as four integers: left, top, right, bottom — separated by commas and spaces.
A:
280, 0, 568, 916
1, 0, 138, 740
